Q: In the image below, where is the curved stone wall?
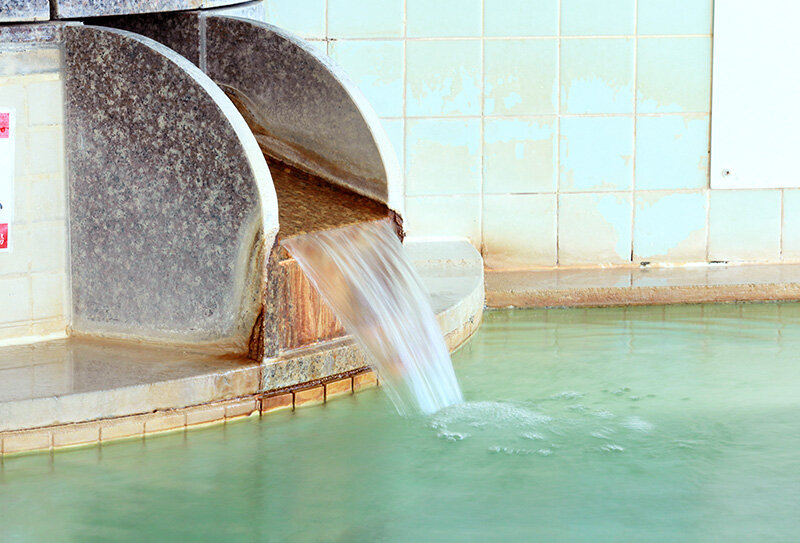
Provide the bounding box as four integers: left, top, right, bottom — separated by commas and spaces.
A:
64, 25, 278, 351
205, 17, 403, 211
93, 12, 403, 213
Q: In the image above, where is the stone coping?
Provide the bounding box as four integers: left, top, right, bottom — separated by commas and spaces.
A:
0, 368, 380, 456
486, 263, 800, 308
0, 0, 257, 23
0, 240, 484, 454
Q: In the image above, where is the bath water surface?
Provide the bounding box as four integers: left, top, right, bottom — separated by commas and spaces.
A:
2, 304, 800, 542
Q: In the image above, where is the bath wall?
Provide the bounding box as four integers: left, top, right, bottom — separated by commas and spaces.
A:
261, 0, 794, 269
0, 40, 69, 342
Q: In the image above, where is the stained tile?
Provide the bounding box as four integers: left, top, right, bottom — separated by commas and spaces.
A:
404, 195, 481, 243
558, 192, 632, 265
380, 118, 404, 167
485, 39, 557, 115
635, 114, 709, 190
560, 116, 633, 192
484, 117, 556, 194
407, 0, 481, 37
406, 40, 481, 116
353, 371, 378, 390
484, 0, 558, 37
638, 0, 713, 35
224, 398, 258, 419
294, 385, 325, 406
324, 377, 353, 398
561, 0, 635, 36
708, 190, 780, 261
781, 190, 800, 260
637, 37, 711, 113
26, 79, 63, 127
406, 118, 480, 195
263, 0, 326, 39
260, 392, 293, 413
329, 40, 403, 117
328, 0, 404, 38
560, 38, 634, 114
483, 194, 557, 268
634, 191, 706, 262
31, 273, 65, 319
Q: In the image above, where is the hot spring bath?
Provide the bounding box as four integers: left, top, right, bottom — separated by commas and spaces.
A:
2, 304, 800, 542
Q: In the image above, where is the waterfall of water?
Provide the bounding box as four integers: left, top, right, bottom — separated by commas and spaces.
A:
283, 221, 463, 416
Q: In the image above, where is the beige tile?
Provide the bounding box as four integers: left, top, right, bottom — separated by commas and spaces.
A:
100, 417, 145, 441
224, 397, 259, 419
23, 127, 64, 177
260, 392, 293, 413
325, 377, 353, 398
52, 422, 100, 448
31, 273, 65, 320
143, 412, 186, 434
0, 276, 32, 325
294, 385, 325, 407
0, 83, 26, 119
3, 428, 51, 454
27, 222, 66, 273
353, 371, 379, 391
28, 174, 67, 222
26, 79, 63, 126
185, 404, 226, 427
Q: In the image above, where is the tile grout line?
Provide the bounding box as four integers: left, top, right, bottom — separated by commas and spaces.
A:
401, 0, 408, 219
780, 188, 785, 261
381, 112, 711, 121
704, 0, 714, 263
327, 34, 712, 42
479, 0, 485, 257
630, 0, 638, 264
555, 0, 562, 266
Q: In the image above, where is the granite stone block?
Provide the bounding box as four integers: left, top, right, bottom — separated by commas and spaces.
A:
53, 0, 199, 19
0, 0, 50, 23
63, 25, 276, 349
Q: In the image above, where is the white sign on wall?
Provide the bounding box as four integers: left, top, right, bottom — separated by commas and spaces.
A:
0, 107, 14, 252
710, 0, 800, 189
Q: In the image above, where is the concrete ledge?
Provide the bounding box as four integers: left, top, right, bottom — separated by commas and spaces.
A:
486, 264, 800, 308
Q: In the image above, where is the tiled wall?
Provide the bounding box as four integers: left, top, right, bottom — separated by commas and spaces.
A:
257, 0, 800, 270
0, 46, 69, 342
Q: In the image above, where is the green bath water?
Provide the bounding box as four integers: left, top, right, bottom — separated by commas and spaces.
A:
3, 304, 800, 542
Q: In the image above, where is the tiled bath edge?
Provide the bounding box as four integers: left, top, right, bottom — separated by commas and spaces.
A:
0, 368, 379, 457
0, 300, 482, 457
488, 283, 800, 309
486, 265, 800, 308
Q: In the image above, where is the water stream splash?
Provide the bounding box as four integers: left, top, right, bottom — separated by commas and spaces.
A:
283, 221, 463, 416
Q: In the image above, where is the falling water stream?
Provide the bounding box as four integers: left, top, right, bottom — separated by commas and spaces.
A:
283, 220, 463, 415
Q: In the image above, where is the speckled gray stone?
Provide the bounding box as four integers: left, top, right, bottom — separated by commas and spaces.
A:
205, 0, 265, 21
85, 12, 203, 64
51, 0, 248, 19
64, 25, 277, 351
0, 23, 62, 45
263, 338, 368, 391
0, 0, 50, 23
204, 17, 400, 206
